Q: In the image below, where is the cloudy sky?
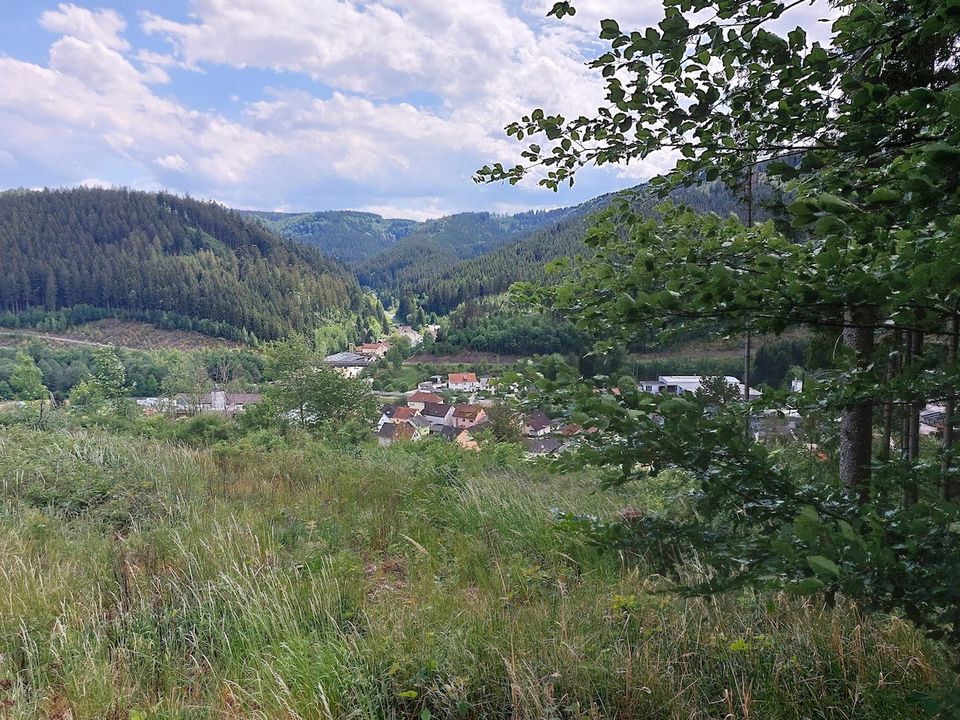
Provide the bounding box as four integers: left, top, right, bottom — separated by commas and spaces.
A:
0, 1, 830, 219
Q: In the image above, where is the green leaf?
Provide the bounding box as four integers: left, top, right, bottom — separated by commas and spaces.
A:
789, 577, 826, 595
807, 555, 840, 579
865, 187, 900, 204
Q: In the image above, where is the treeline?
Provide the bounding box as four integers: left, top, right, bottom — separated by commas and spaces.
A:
427, 301, 590, 356
0, 343, 264, 401
246, 210, 419, 263
0, 188, 375, 340
618, 337, 808, 390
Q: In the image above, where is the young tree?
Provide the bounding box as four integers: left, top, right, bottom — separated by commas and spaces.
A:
162, 354, 211, 415
483, 0, 960, 658
264, 336, 377, 430
485, 402, 524, 444
9, 351, 46, 401
90, 347, 129, 409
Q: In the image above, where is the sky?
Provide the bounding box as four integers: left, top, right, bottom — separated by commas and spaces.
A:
0, 1, 832, 219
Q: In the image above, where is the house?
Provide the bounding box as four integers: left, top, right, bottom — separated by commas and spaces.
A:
396, 325, 423, 347
524, 411, 552, 437
392, 406, 419, 422
408, 415, 432, 436
407, 390, 442, 411
421, 402, 455, 426
377, 404, 420, 430
433, 425, 479, 451
525, 437, 564, 457
173, 390, 262, 416
357, 341, 390, 359
448, 372, 480, 392
638, 375, 761, 400
323, 351, 375, 379
377, 422, 415, 447
452, 404, 487, 429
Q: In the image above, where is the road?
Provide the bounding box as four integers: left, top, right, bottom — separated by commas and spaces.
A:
0, 329, 115, 349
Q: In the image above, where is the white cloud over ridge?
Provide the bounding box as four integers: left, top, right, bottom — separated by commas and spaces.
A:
0, 0, 836, 215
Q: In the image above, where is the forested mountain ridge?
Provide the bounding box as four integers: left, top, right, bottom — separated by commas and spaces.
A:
242, 210, 420, 264
353, 181, 762, 315
0, 188, 374, 341
248, 205, 579, 266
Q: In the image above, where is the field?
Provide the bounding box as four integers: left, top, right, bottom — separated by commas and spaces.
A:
0, 420, 947, 719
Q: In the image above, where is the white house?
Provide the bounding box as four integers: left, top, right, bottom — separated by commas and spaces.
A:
422, 402, 455, 426
407, 390, 442, 411
639, 375, 761, 400
524, 411, 552, 437
448, 372, 481, 392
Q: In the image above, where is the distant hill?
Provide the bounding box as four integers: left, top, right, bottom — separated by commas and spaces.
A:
0, 188, 374, 341
351, 181, 758, 315
242, 210, 420, 264
247, 205, 578, 267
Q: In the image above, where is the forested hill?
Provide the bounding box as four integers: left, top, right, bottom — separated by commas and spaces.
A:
353, 181, 755, 315
247, 205, 578, 265
0, 188, 372, 341
241, 210, 420, 264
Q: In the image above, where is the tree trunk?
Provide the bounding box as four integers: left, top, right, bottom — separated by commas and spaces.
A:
839, 309, 875, 502
744, 327, 752, 440
905, 331, 923, 506
942, 314, 959, 501
879, 328, 901, 465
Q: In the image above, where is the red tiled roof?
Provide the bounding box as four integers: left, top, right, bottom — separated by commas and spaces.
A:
453, 404, 484, 419
392, 406, 418, 421
408, 391, 441, 404
448, 372, 478, 384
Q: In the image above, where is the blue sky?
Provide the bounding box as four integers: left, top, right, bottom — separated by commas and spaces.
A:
0, 1, 829, 219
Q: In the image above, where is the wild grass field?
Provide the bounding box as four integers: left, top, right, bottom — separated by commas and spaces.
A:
0, 423, 948, 719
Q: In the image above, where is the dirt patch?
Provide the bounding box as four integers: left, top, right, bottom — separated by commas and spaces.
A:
0, 319, 240, 351
405, 351, 523, 365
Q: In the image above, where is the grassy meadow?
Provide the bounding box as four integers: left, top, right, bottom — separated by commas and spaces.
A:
0, 422, 949, 719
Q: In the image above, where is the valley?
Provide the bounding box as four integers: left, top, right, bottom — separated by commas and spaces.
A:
2, 0, 959, 716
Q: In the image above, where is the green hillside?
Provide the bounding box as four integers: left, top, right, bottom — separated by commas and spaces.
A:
358, 181, 762, 315
243, 209, 420, 264
0, 188, 375, 341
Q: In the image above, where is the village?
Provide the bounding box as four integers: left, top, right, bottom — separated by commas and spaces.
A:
130, 325, 953, 456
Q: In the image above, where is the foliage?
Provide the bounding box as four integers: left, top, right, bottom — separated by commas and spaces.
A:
0, 188, 376, 340
9, 352, 45, 401
264, 336, 377, 430
0, 421, 949, 717
484, 402, 524, 444
429, 300, 590, 357
482, 0, 960, 672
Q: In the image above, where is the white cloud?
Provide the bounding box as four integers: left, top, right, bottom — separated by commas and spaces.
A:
0, 0, 840, 212
358, 201, 449, 221
76, 177, 117, 188
156, 154, 187, 171
39, 4, 130, 50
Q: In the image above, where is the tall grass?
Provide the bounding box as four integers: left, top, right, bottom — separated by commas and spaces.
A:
0, 426, 947, 718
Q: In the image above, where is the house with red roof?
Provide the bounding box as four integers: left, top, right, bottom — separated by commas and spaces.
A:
407, 390, 442, 411
452, 404, 487, 429
448, 372, 480, 392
